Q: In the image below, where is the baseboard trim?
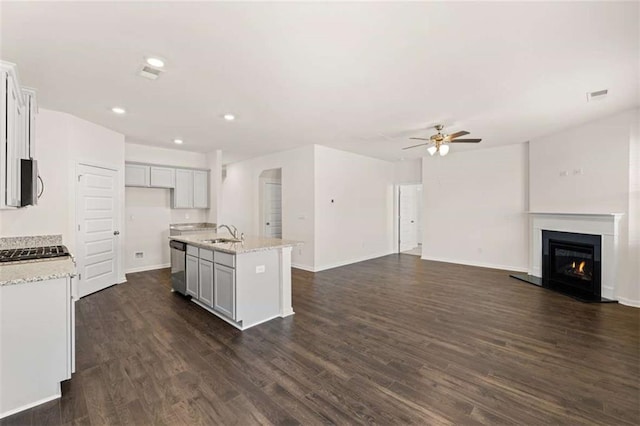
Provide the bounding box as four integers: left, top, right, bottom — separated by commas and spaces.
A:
617, 297, 640, 308
125, 263, 170, 274
0, 392, 61, 419
420, 255, 528, 273
313, 251, 394, 273
291, 263, 315, 272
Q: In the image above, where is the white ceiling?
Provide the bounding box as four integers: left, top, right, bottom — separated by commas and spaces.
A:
1, 1, 638, 163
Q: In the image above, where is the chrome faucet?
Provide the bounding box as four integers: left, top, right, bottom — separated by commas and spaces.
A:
217, 224, 239, 239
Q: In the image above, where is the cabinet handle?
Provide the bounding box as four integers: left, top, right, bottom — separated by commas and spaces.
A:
113, 231, 120, 236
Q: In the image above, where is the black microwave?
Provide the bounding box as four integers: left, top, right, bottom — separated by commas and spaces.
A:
20, 158, 38, 207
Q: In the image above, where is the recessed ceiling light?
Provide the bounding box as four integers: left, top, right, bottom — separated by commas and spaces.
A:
223, 114, 235, 121
111, 107, 126, 114
173, 139, 183, 144
146, 57, 165, 68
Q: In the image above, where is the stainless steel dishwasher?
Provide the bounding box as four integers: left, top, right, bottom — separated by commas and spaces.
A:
169, 240, 186, 295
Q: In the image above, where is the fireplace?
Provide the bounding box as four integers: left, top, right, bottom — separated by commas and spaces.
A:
542, 230, 601, 301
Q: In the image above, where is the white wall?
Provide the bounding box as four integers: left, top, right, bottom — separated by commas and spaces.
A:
421, 143, 529, 271
529, 108, 638, 305
627, 109, 640, 305
124, 143, 209, 273
0, 108, 126, 282
314, 145, 395, 270
221, 145, 316, 269
394, 159, 422, 184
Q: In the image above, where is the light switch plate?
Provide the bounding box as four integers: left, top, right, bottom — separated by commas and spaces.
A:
256, 265, 265, 273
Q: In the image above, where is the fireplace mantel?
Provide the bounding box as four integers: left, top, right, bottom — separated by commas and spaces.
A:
528, 212, 622, 300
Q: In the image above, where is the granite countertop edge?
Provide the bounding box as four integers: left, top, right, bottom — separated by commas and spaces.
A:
0, 258, 77, 287
169, 233, 303, 254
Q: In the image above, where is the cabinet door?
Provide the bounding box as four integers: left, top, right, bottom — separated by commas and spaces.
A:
193, 170, 208, 208
186, 254, 199, 298
198, 259, 214, 306
5, 74, 23, 207
150, 166, 175, 188
214, 263, 236, 319
173, 169, 193, 208
124, 164, 150, 187
24, 91, 36, 159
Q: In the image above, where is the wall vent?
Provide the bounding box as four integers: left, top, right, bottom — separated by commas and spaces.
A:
586, 89, 608, 102
138, 65, 163, 80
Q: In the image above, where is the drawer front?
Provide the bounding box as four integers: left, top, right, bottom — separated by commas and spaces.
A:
199, 248, 214, 262
186, 245, 199, 257
214, 250, 235, 268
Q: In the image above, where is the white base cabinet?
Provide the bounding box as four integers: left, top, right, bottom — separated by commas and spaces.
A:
214, 263, 236, 319
198, 258, 214, 306
185, 254, 199, 298
0, 277, 75, 419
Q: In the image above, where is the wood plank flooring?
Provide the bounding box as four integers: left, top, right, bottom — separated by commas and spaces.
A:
2, 254, 639, 425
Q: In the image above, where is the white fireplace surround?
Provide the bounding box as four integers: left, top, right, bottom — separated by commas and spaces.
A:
529, 212, 623, 300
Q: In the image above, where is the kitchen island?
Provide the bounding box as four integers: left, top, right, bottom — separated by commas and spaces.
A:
169, 232, 301, 330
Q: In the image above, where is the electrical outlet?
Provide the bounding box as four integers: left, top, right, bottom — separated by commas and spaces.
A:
135, 252, 144, 259
256, 265, 265, 273
185, 213, 190, 219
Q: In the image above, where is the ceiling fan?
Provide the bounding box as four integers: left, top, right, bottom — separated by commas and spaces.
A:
403, 124, 482, 156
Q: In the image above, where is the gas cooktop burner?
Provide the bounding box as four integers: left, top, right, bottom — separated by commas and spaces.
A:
0, 245, 70, 263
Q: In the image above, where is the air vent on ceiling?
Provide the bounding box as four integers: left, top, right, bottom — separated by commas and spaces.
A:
138, 65, 163, 80
586, 89, 608, 102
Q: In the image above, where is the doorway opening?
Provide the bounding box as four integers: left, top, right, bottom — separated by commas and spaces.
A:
259, 168, 282, 238
398, 184, 422, 256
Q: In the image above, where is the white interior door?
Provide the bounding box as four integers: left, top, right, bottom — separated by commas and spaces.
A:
399, 185, 419, 252
77, 164, 119, 298
263, 182, 282, 238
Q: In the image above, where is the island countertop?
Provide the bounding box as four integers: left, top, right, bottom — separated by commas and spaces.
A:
0, 257, 76, 286
169, 232, 302, 254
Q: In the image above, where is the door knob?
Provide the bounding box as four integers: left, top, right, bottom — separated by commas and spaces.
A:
266, 222, 270, 226
114, 231, 120, 235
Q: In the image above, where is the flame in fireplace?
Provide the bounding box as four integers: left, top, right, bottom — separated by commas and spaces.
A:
577, 261, 586, 274
570, 260, 587, 275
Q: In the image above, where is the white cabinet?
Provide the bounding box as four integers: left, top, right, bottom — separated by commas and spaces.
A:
123, 161, 208, 209
214, 263, 236, 320
150, 166, 175, 188
193, 170, 209, 208
173, 169, 209, 209
173, 169, 194, 208
198, 258, 214, 306
0, 277, 74, 418
124, 164, 150, 187
1, 62, 36, 210
186, 254, 199, 297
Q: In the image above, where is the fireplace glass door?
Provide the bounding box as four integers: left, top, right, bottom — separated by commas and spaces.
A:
542, 230, 601, 300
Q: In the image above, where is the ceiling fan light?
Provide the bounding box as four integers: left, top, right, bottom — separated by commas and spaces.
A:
427, 146, 437, 156
439, 144, 450, 156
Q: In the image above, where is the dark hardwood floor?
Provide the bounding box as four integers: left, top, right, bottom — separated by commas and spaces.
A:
2, 254, 639, 425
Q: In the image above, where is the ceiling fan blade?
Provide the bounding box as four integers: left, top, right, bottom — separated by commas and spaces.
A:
450, 138, 482, 143
409, 137, 430, 141
448, 131, 470, 140
402, 142, 430, 150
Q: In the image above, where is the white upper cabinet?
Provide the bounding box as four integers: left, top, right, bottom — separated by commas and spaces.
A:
173, 169, 194, 208
1, 61, 35, 209
123, 161, 208, 209
124, 164, 150, 187
150, 166, 175, 188
193, 170, 209, 208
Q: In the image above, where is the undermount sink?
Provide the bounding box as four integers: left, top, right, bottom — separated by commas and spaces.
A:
201, 238, 241, 244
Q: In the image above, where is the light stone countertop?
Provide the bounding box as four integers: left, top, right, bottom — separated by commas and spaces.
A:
169, 232, 302, 254
0, 257, 77, 286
